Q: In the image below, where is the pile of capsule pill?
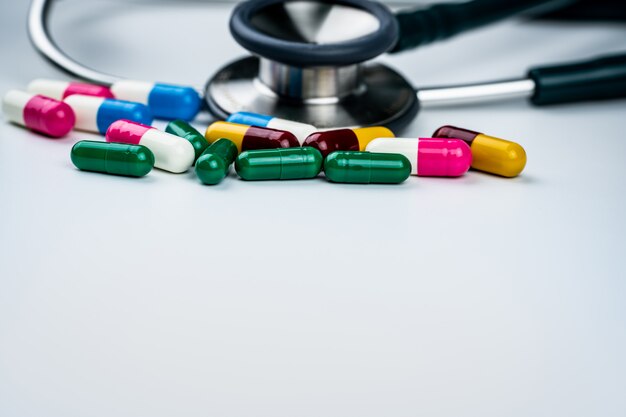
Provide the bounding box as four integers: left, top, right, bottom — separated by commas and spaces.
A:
2, 79, 527, 184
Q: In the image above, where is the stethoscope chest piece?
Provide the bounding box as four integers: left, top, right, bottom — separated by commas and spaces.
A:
204, 0, 417, 130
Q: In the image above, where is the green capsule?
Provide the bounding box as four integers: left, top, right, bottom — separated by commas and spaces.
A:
70, 141, 155, 177
324, 151, 411, 184
235, 147, 323, 181
195, 138, 238, 185
165, 119, 209, 162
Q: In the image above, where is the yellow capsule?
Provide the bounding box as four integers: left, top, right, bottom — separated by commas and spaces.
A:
205, 121, 247, 152
353, 126, 395, 150
433, 125, 526, 177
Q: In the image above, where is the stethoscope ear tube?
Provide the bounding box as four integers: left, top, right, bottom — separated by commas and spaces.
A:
528, 53, 626, 105
391, 0, 577, 53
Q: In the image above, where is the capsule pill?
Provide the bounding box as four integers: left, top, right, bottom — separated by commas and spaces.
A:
433, 125, 526, 177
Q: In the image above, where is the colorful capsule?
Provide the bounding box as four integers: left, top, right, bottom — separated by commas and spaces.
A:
365, 138, 471, 177
205, 121, 299, 153
27, 78, 114, 100
64, 95, 153, 135
433, 125, 527, 177
71, 141, 154, 177
303, 126, 395, 159
227, 112, 316, 144
195, 139, 238, 185
2, 90, 75, 138
236, 147, 323, 181
105, 119, 195, 173
110, 80, 201, 121
165, 120, 209, 161
324, 151, 411, 184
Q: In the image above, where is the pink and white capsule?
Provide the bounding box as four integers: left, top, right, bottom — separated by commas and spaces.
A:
105, 119, 195, 173
365, 138, 472, 177
2, 90, 75, 138
27, 78, 114, 100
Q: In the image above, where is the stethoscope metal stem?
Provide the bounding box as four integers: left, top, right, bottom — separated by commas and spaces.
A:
258, 58, 363, 102
417, 79, 536, 107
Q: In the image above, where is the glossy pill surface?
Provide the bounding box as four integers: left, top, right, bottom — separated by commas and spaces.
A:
227, 111, 317, 144
303, 126, 395, 159
366, 138, 471, 177
64, 95, 153, 134
166, 120, 209, 161
111, 80, 201, 121
433, 125, 526, 177
324, 151, 411, 184
195, 139, 238, 185
236, 147, 323, 180
28, 78, 114, 100
71, 141, 154, 177
205, 121, 299, 153
2, 90, 75, 138
105, 119, 195, 173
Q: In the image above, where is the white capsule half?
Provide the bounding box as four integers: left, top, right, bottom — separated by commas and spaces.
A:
2, 90, 31, 125
27, 79, 70, 100
28, 78, 115, 101
366, 138, 419, 175
110, 80, 153, 104
267, 119, 316, 145
139, 129, 195, 173
63, 95, 105, 133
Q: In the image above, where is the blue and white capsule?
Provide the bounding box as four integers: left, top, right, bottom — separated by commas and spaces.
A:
63, 95, 153, 135
227, 112, 316, 145
111, 80, 201, 121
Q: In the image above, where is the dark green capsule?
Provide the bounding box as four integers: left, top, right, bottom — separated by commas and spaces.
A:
195, 138, 238, 185
70, 141, 155, 177
235, 147, 323, 181
165, 119, 209, 162
324, 151, 411, 184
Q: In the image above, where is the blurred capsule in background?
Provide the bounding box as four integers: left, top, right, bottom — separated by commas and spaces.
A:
433, 125, 526, 177
303, 126, 394, 159
205, 121, 299, 153
71, 141, 155, 177
324, 151, 411, 184
236, 147, 323, 181
2, 90, 75, 138
166, 120, 209, 162
366, 138, 471, 177
195, 139, 238, 185
111, 80, 201, 121
27, 78, 114, 100
64, 95, 153, 135
106, 119, 195, 173
227, 112, 317, 145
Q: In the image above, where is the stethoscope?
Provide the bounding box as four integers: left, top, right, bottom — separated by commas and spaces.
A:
29, 0, 626, 131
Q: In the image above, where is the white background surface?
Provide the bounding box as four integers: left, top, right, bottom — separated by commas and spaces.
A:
1, 1, 625, 416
